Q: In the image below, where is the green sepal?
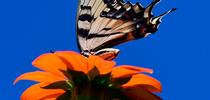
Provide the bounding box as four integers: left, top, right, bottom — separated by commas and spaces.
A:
87, 67, 100, 80
111, 76, 132, 88
67, 69, 89, 86
60, 69, 72, 80
42, 81, 73, 90
56, 90, 72, 100
92, 72, 112, 88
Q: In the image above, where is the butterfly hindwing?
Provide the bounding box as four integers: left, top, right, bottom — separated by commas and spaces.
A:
77, 0, 176, 58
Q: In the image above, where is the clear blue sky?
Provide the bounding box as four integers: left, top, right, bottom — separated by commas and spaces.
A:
0, 0, 209, 99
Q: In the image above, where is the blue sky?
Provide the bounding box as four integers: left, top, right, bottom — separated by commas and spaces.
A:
0, 0, 209, 99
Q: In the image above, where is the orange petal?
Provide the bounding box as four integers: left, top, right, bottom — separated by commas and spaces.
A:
21, 83, 65, 100
54, 51, 88, 73
86, 56, 98, 73
122, 74, 162, 92
32, 53, 67, 78
43, 98, 57, 100
39, 93, 63, 100
112, 65, 153, 78
94, 56, 116, 74
14, 71, 65, 85
123, 87, 161, 100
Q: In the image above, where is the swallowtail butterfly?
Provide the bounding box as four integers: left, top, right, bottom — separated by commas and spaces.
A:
77, 0, 176, 60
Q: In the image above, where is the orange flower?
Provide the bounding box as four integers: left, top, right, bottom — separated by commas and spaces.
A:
14, 51, 162, 100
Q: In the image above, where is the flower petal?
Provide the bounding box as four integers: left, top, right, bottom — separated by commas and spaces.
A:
32, 53, 67, 77
123, 87, 161, 100
86, 56, 98, 73
43, 98, 57, 100
14, 71, 65, 85
112, 65, 153, 78
88, 56, 115, 74
54, 51, 88, 73
122, 74, 162, 92
21, 83, 65, 100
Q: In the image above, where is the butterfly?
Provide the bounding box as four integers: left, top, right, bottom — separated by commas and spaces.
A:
76, 0, 176, 60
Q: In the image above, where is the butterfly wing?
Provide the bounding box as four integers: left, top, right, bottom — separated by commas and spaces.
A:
77, 0, 176, 53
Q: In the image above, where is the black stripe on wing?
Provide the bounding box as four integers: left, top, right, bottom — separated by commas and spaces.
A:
78, 14, 92, 22
79, 5, 93, 22
87, 32, 122, 39
78, 28, 89, 38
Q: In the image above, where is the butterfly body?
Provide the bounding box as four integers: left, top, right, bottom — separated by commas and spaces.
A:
76, 0, 176, 60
